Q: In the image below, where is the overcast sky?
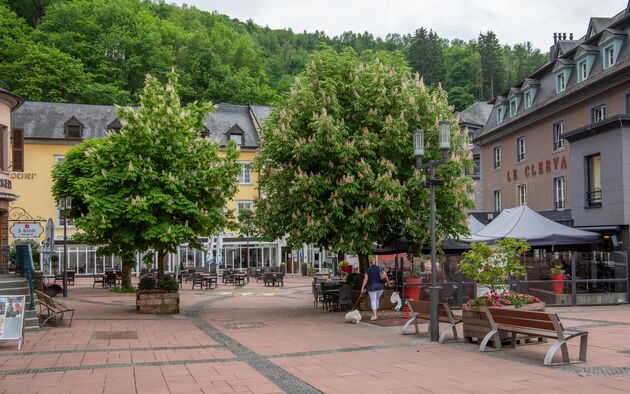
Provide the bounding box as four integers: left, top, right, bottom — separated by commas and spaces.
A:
172, 0, 627, 50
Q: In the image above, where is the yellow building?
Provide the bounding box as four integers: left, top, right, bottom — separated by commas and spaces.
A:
0, 88, 24, 273
9, 102, 294, 274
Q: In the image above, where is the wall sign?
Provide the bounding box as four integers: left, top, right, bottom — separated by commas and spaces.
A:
0, 178, 11, 189
10, 173, 37, 180
10, 222, 44, 239
507, 155, 567, 182
0, 295, 26, 350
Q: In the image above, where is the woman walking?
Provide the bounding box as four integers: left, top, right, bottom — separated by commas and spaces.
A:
360, 258, 388, 321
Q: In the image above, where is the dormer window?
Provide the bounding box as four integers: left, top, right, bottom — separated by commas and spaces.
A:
495, 98, 508, 124
520, 79, 539, 110
64, 117, 84, 139
107, 118, 122, 133
226, 124, 245, 146
598, 29, 626, 70
553, 60, 574, 95
574, 45, 598, 83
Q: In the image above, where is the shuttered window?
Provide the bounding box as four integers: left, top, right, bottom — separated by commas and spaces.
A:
0, 125, 5, 171
12, 128, 24, 172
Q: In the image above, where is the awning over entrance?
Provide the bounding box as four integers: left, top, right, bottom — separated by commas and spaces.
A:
464, 205, 601, 246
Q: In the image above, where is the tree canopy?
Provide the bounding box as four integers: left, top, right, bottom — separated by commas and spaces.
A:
254, 48, 474, 268
2, 0, 547, 111
52, 73, 240, 286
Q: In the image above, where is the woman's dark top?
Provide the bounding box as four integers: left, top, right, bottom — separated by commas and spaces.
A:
365, 265, 385, 292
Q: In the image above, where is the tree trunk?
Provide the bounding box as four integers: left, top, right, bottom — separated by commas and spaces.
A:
157, 250, 166, 287
358, 253, 369, 274
121, 258, 133, 288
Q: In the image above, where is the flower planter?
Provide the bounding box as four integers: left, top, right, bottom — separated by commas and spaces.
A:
462, 302, 545, 345
403, 278, 422, 301
550, 273, 566, 295
136, 290, 180, 314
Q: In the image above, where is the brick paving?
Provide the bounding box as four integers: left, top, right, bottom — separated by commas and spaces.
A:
0, 276, 629, 393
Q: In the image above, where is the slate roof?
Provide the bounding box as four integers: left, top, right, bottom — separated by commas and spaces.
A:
457, 101, 493, 129
11, 102, 274, 148
475, 3, 630, 143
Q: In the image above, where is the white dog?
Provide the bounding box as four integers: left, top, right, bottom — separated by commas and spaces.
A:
390, 291, 402, 311
344, 309, 362, 324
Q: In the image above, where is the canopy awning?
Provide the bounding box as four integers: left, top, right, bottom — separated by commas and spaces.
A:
464, 205, 601, 246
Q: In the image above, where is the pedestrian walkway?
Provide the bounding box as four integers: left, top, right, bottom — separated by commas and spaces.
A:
0, 276, 629, 393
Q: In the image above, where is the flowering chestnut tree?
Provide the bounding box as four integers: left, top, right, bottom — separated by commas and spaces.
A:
254, 48, 474, 270
459, 238, 530, 292
53, 73, 240, 287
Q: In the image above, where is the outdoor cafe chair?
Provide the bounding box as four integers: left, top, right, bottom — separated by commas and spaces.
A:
273, 272, 284, 287
263, 272, 274, 287
192, 273, 205, 290
337, 286, 353, 311
224, 272, 235, 286
105, 272, 117, 288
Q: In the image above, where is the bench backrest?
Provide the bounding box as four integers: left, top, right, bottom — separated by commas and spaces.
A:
35, 289, 56, 309
487, 308, 563, 335
407, 300, 454, 321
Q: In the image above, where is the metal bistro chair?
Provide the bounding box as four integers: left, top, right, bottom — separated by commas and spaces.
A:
273, 272, 284, 287
223, 271, 235, 286
337, 286, 353, 312
105, 272, 117, 288
192, 273, 205, 290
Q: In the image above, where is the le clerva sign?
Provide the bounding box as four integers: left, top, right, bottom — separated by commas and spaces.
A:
507, 155, 568, 183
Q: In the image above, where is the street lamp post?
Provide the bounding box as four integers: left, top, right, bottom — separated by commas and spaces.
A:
413, 120, 451, 342
60, 196, 71, 298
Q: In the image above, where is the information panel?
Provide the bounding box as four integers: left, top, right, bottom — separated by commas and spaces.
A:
0, 295, 26, 349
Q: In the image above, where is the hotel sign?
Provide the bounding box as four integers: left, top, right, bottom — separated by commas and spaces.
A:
10, 222, 44, 239
507, 155, 568, 182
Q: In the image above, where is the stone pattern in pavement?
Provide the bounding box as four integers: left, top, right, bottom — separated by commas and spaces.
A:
0, 276, 629, 393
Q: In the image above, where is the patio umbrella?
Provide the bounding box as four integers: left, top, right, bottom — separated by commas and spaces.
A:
215, 230, 223, 269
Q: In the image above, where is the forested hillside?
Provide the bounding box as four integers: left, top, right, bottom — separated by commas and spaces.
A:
1, 0, 547, 110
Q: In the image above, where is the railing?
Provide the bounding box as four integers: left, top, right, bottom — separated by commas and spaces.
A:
553, 140, 565, 151
555, 199, 566, 210
586, 189, 602, 207
15, 244, 35, 310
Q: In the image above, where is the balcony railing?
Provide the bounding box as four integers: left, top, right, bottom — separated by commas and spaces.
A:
555, 199, 566, 210
553, 140, 565, 151
586, 189, 602, 207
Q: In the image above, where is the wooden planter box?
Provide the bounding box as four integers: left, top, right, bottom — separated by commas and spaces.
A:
136, 291, 180, 314
351, 289, 396, 311
462, 302, 545, 345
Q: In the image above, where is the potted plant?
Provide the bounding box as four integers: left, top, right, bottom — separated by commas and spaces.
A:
549, 265, 566, 295
339, 260, 352, 273
308, 267, 318, 276
403, 265, 422, 301
136, 275, 179, 314
458, 238, 544, 344
279, 262, 286, 274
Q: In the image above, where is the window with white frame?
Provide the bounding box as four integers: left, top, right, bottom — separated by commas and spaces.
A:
592, 105, 607, 123
604, 45, 615, 69
524, 91, 533, 109
578, 60, 588, 82
553, 121, 565, 151
56, 196, 74, 227
229, 134, 243, 145
236, 201, 253, 216
493, 190, 502, 212
493, 146, 501, 169
516, 136, 526, 162
510, 100, 517, 117
554, 176, 566, 210
496, 107, 504, 124
517, 184, 526, 206
556, 73, 566, 93
237, 162, 252, 184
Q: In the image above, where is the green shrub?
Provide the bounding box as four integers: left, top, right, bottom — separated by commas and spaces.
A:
161, 276, 179, 293
138, 276, 156, 290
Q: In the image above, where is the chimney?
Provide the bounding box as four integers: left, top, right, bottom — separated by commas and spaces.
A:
570, 33, 574, 40
553, 32, 557, 44
563, 33, 567, 40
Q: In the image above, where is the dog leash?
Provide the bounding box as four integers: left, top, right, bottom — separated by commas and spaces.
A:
351, 292, 364, 310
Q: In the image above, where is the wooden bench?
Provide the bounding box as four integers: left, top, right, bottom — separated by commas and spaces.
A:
401, 300, 463, 343
34, 290, 75, 327
479, 308, 588, 366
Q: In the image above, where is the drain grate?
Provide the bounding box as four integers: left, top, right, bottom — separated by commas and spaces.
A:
91, 331, 138, 340
223, 322, 266, 329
